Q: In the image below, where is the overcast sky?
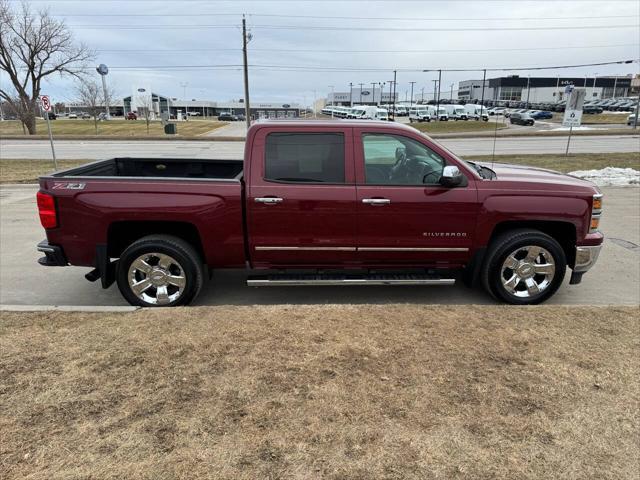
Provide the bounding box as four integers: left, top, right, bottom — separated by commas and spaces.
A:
3, 0, 640, 106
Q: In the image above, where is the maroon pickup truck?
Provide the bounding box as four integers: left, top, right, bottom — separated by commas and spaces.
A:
36, 120, 603, 306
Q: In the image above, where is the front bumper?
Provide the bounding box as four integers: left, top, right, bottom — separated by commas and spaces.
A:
37, 240, 67, 266
569, 245, 602, 284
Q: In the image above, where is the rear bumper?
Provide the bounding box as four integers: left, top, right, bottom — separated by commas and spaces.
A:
37, 240, 67, 266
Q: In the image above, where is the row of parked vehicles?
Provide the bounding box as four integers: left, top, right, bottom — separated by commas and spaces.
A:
408, 104, 489, 122
321, 105, 389, 121
485, 97, 637, 114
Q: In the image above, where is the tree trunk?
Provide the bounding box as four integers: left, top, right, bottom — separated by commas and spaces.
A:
24, 113, 36, 135
94, 116, 98, 134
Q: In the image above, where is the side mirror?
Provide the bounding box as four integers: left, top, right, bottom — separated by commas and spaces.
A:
440, 165, 464, 187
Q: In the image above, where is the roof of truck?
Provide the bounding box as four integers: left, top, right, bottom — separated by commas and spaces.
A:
251, 118, 417, 131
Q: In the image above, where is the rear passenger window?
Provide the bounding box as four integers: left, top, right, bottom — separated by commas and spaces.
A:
265, 133, 345, 183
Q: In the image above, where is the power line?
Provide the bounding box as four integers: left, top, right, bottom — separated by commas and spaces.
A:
56, 12, 635, 21
70, 23, 640, 31
95, 43, 637, 53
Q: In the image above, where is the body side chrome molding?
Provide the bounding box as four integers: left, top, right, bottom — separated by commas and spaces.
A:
255, 246, 469, 252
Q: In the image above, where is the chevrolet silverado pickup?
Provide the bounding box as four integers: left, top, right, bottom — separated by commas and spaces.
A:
36, 120, 603, 306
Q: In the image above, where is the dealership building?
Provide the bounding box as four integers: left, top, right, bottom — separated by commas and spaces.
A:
458, 75, 633, 103
67, 86, 301, 119
327, 87, 399, 106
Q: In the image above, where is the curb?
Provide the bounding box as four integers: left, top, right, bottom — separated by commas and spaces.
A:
1, 305, 139, 312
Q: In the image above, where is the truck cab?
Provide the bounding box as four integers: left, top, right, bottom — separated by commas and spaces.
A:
36, 120, 604, 307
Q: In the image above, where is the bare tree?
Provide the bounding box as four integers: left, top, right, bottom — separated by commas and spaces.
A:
0, 0, 93, 134
75, 79, 115, 134
139, 96, 155, 134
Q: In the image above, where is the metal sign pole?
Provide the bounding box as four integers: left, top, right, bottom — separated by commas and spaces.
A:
565, 124, 573, 157
45, 112, 58, 170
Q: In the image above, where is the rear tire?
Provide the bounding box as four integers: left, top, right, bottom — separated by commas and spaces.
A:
116, 235, 204, 307
481, 229, 566, 305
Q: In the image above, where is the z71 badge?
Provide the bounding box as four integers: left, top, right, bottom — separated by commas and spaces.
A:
52, 182, 86, 190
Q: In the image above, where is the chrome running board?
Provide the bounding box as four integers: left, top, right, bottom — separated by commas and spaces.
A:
247, 273, 456, 287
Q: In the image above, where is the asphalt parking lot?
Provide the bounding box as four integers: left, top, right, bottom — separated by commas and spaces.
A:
1, 184, 638, 307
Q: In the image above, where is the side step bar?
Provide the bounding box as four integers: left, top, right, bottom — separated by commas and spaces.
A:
247, 273, 455, 287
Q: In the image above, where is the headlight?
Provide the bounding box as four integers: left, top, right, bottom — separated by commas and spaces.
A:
590, 194, 603, 233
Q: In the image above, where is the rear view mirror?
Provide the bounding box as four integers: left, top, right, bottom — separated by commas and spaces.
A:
440, 165, 463, 187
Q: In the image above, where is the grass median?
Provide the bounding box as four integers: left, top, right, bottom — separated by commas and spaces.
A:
2, 152, 638, 184
410, 120, 507, 133
550, 113, 631, 125
1, 305, 638, 479
0, 119, 227, 137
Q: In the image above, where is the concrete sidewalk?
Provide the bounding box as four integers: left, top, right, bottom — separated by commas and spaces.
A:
1, 185, 638, 307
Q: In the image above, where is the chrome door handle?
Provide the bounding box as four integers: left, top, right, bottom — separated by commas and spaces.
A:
254, 197, 283, 204
362, 198, 391, 205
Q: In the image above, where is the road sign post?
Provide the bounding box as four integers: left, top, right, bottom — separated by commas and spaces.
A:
562, 87, 586, 156
40, 95, 58, 170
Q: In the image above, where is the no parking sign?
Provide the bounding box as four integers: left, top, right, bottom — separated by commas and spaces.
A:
40, 95, 51, 112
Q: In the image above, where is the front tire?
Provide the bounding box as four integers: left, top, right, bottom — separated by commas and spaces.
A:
116, 235, 204, 307
482, 229, 566, 305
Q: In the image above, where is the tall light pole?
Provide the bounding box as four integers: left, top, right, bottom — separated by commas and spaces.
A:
379, 82, 385, 106
96, 64, 110, 120
349, 82, 353, 107
409, 81, 416, 106
358, 83, 364, 104
328, 85, 334, 117
371, 82, 377, 105
450, 83, 454, 100
525, 75, 531, 108
420, 87, 425, 103
592, 73, 598, 99
313, 90, 317, 118
436, 69, 441, 118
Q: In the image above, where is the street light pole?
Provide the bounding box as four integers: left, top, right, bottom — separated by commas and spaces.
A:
525, 75, 531, 108
436, 69, 441, 120
592, 73, 598, 99
349, 82, 353, 107
450, 83, 454, 100
358, 83, 364, 104
241, 15, 251, 129
421, 87, 424, 103
409, 81, 415, 106
371, 82, 377, 105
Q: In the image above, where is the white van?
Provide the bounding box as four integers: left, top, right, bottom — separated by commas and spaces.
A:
442, 104, 468, 121
427, 106, 449, 121
464, 104, 489, 121
409, 105, 432, 122
347, 105, 379, 119
376, 108, 389, 121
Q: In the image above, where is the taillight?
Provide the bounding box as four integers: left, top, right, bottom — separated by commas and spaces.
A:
37, 191, 57, 229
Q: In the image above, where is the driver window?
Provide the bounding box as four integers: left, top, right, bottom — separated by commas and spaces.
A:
362, 133, 446, 185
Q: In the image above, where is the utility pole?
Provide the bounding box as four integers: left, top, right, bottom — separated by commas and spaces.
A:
392, 70, 397, 119
526, 75, 531, 108
242, 15, 251, 129
409, 81, 416, 106
329, 85, 334, 117
479, 69, 487, 114
387, 78, 395, 120
436, 69, 441, 120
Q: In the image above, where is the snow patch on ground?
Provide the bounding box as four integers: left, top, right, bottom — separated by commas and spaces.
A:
550, 126, 595, 131
568, 167, 640, 187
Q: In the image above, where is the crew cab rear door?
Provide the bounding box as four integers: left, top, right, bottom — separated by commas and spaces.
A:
246, 125, 357, 267
353, 127, 480, 267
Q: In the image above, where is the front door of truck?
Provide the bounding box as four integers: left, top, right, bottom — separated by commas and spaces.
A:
353, 128, 480, 267
247, 126, 357, 267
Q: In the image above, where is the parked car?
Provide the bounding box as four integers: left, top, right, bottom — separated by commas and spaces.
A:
67, 113, 78, 119
529, 110, 554, 120
36, 120, 604, 307
627, 112, 638, 126
510, 112, 535, 126
583, 105, 603, 114
81, 112, 91, 119
45, 112, 57, 120
488, 107, 506, 116
218, 113, 238, 121
126, 112, 138, 120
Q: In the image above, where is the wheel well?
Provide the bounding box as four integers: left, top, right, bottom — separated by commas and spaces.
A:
489, 221, 576, 266
107, 221, 205, 260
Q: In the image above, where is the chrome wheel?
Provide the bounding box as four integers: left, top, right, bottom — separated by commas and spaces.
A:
127, 252, 186, 305
500, 245, 556, 298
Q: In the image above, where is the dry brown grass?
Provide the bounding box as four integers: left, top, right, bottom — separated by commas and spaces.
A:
1, 305, 638, 479
0, 160, 86, 183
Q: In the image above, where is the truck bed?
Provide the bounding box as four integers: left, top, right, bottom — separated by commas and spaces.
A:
49, 157, 243, 180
